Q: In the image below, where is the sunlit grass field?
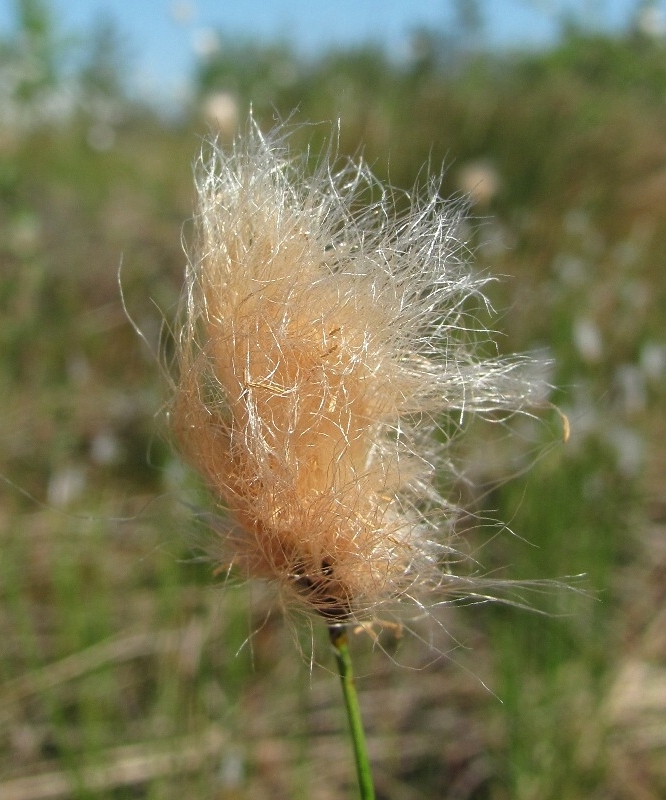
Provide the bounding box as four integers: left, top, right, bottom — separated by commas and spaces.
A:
1, 13, 665, 799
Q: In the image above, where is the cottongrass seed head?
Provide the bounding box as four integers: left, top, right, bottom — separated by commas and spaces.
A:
171, 120, 546, 626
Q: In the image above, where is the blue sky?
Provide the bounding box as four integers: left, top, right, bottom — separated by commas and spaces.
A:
0, 0, 658, 103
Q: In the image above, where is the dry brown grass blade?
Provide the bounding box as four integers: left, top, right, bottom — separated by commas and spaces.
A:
0, 630, 183, 719
0, 727, 226, 800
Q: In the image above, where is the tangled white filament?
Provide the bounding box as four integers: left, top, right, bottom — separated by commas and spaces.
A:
172, 120, 546, 622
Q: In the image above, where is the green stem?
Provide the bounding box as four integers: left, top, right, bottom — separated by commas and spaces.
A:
328, 624, 376, 800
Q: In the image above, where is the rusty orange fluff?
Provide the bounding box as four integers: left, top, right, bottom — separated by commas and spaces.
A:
172, 123, 543, 621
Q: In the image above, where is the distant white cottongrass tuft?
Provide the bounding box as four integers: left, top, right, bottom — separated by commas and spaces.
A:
172, 121, 546, 623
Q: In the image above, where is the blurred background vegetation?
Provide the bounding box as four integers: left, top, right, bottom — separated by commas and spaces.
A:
1, 0, 666, 797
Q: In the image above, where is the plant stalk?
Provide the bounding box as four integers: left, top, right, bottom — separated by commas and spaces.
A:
328, 623, 376, 800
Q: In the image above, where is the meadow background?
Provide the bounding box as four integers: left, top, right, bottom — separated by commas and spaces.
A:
1, 1, 666, 798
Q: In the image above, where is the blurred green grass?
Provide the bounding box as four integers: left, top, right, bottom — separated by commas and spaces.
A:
1, 5, 666, 798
